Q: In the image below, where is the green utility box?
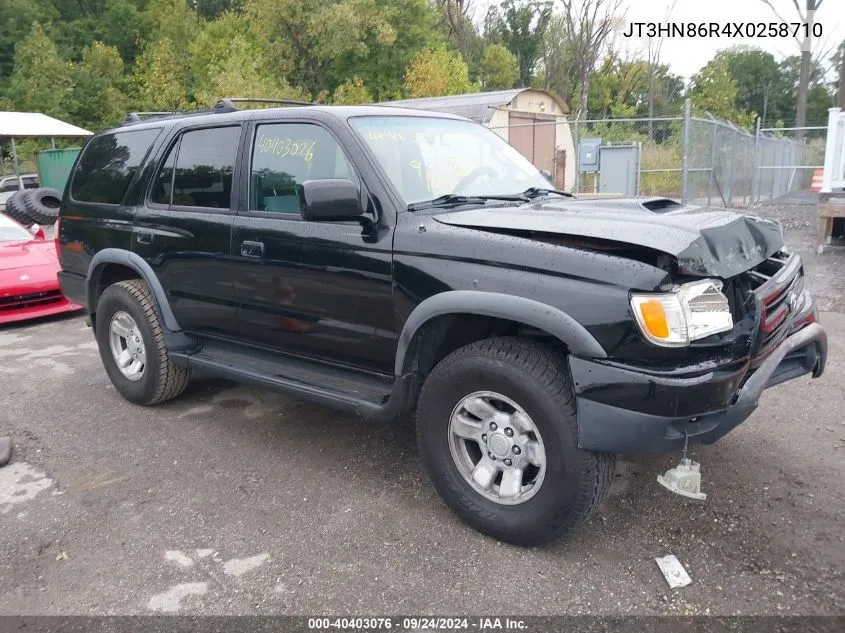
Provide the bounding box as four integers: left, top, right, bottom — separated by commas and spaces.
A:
36, 147, 81, 192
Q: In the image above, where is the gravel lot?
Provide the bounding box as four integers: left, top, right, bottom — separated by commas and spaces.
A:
1, 197, 843, 616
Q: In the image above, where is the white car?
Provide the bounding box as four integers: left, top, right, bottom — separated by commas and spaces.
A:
0, 173, 40, 211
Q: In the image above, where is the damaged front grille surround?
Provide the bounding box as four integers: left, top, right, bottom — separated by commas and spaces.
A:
738, 251, 805, 365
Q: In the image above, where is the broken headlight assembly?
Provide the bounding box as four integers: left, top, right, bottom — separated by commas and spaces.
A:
631, 279, 733, 347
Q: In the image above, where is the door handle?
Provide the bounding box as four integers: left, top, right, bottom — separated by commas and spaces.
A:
241, 240, 265, 258
135, 230, 153, 245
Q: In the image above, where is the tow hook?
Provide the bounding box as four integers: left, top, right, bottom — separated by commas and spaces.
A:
657, 429, 707, 501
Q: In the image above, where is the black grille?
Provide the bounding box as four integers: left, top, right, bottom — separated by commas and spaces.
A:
741, 252, 802, 364
0, 290, 64, 311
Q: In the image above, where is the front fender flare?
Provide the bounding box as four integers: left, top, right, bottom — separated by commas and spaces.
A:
394, 290, 607, 375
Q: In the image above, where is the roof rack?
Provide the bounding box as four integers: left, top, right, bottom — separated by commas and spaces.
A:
121, 100, 237, 127
120, 97, 315, 127
215, 97, 316, 109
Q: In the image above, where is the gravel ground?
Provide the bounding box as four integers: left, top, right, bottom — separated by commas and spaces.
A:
1, 199, 843, 616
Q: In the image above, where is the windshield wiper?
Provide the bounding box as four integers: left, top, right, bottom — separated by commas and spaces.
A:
520, 187, 574, 199
408, 193, 527, 211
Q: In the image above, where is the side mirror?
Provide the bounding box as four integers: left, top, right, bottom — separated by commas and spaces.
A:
300, 179, 363, 222
29, 224, 45, 240
540, 169, 554, 185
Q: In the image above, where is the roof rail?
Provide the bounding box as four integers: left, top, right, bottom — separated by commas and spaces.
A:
120, 100, 238, 127
215, 97, 316, 109
120, 98, 314, 127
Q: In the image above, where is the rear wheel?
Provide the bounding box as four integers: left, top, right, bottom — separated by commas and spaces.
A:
95, 279, 190, 405
416, 337, 615, 546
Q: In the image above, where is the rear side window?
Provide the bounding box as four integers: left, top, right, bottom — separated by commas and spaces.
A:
71, 128, 161, 204
151, 126, 240, 209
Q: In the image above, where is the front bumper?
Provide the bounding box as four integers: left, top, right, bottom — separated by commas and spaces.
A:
571, 319, 827, 455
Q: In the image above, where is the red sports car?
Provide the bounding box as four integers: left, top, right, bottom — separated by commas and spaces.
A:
0, 213, 82, 324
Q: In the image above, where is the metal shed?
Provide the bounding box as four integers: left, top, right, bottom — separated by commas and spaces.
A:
383, 89, 576, 190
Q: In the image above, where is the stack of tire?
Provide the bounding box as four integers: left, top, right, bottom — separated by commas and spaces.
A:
3, 188, 63, 226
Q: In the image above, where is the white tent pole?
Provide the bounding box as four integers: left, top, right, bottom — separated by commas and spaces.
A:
51, 137, 56, 149
10, 137, 22, 189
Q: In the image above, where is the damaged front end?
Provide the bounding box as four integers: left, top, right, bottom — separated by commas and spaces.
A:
429, 196, 827, 454
571, 247, 826, 454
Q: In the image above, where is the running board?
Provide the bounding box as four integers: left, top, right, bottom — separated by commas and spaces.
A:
171, 341, 411, 422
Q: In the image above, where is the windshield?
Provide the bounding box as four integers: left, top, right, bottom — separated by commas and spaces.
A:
351, 116, 552, 205
0, 222, 32, 242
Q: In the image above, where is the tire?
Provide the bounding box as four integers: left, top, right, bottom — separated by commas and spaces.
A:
416, 337, 615, 546
3, 190, 35, 225
95, 279, 191, 406
23, 187, 62, 225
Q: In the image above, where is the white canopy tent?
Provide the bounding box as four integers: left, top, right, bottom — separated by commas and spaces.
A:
0, 111, 93, 187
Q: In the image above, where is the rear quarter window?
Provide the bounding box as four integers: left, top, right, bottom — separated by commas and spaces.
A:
70, 128, 162, 204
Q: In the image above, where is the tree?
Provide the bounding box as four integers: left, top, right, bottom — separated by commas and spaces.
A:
484, 0, 552, 88
68, 42, 129, 130
480, 43, 518, 90
759, 0, 825, 141
143, 0, 201, 47
195, 0, 243, 20
690, 55, 756, 128
0, 0, 60, 84
777, 54, 835, 124
244, 0, 440, 102
403, 47, 479, 97
435, 0, 484, 77
132, 38, 190, 111
53, 0, 151, 67
328, 0, 442, 101
559, 0, 622, 119
711, 47, 785, 127
190, 13, 307, 106
644, 0, 677, 139
541, 14, 578, 108
332, 78, 372, 104
5, 23, 72, 119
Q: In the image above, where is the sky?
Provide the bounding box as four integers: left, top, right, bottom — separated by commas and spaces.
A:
474, 0, 845, 79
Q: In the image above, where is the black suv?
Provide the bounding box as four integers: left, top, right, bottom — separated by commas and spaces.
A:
57, 100, 827, 545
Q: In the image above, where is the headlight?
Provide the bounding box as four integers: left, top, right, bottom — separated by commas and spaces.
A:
631, 279, 733, 347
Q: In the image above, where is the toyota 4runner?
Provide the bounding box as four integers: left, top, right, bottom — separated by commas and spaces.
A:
56, 99, 827, 546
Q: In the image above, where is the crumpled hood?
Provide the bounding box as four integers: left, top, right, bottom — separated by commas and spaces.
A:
432, 198, 784, 278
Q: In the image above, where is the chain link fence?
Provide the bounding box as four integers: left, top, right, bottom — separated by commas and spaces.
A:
490, 98, 826, 208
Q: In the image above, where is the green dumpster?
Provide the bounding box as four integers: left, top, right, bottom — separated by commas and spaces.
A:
36, 147, 81, 192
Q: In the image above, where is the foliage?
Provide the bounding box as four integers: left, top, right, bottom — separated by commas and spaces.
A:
434, 0, 485, 80
132, 38, 190, 112
484, 0, 552, 88
690, 55, 756, 129
332, 78, 373, 105
68, 42, 128, 130
5, 23, 72, 119
0, 0, 836, 140
480, 44, 518, 90
403, 47, 479, 98
189, 11, 304, 106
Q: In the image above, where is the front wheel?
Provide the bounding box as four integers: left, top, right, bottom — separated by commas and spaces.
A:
416, 338, 615, 546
